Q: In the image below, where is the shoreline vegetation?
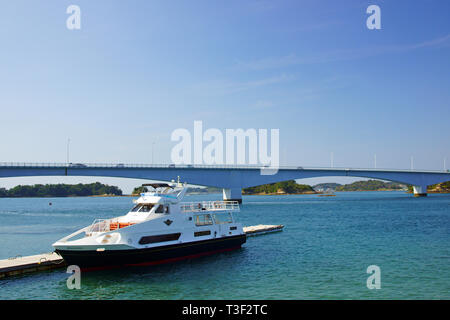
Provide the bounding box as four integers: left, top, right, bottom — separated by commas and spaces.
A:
335, 180, 406, 192
0, 182, 122, 198
0, 180, 449, 198
242, 180, 316, 195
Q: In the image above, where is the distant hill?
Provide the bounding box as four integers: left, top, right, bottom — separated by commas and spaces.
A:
313, 183, 342, 192
186, 187, 222, 194
336, 180, 407, 191
0, 182, 122, 198
243, 180, 316, 195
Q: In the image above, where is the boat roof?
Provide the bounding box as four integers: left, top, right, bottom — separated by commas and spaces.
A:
142, 183, 173, 189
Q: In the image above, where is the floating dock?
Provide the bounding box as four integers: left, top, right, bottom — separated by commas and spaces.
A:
0, 224, 283, 279
243, 224, 284, 237
0, 252, 66, 279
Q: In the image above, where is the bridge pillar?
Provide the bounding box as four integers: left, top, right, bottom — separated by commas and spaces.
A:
223, 187, 242, 204
413, 185, 427, 197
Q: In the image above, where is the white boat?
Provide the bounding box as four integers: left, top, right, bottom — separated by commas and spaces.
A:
52, 181, 246, 270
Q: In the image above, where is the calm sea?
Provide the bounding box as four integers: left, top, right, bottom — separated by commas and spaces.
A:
0, 192, 449, 299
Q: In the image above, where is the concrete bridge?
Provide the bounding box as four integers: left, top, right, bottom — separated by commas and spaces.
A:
0, 163, 449, 203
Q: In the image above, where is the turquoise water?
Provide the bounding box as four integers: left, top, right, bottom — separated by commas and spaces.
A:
0, 192, 449, 299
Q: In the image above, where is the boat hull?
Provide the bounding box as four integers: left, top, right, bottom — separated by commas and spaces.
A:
55, 234, 246, 271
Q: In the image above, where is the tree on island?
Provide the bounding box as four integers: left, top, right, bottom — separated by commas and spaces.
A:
132, 186, 148, 195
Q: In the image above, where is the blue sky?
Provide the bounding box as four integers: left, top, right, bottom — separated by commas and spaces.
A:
0, 0, 449, 192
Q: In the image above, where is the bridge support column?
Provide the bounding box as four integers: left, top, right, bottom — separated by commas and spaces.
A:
223, 187, 242, 204
413, 185, 427, 197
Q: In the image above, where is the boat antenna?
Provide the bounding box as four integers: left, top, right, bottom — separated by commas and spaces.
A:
176, 176, 184, 188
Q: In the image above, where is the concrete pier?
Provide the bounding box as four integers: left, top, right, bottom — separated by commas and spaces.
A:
223, 187, 242, 203
413, 185, 428, 197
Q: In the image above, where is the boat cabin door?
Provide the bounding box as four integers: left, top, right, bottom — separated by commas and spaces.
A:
214, 212, 232, 237
218, 223, 228, 237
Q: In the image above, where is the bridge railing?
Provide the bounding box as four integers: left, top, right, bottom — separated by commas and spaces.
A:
0, 162, 448, 173
0, 162, 282, 170
0, 162, 265, 169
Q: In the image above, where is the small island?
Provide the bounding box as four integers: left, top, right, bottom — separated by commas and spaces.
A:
334, 180, 407, 192
313, 183, 342, 192
0, 182, 122, 198
315, 180, 449, 193
428, 181, 450, 193
242, 179, 450, 195
243, 180, 316, 195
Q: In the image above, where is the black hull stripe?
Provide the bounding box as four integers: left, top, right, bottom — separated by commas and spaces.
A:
56, 234, 246, 268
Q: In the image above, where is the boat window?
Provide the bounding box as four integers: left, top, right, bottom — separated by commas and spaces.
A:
194, 214, 213, 226
213, 212, 233, 224
155, 205, 170, 214
194, 230, 211, 237
138, 233, 181, 245
139, 204, 154, 212
131, 204, 142, 212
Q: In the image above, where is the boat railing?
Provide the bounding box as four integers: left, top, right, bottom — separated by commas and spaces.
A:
180, 201, 240, 213
56, 219, 113, 242
86, 219, 112, 234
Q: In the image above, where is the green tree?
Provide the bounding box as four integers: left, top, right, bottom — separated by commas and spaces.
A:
132, 186, 148, 195
0, 188, 8, 197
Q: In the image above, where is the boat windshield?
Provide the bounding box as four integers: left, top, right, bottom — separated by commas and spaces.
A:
131, 204, 155, 212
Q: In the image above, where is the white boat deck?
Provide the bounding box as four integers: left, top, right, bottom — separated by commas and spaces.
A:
0, 224, 283, 279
